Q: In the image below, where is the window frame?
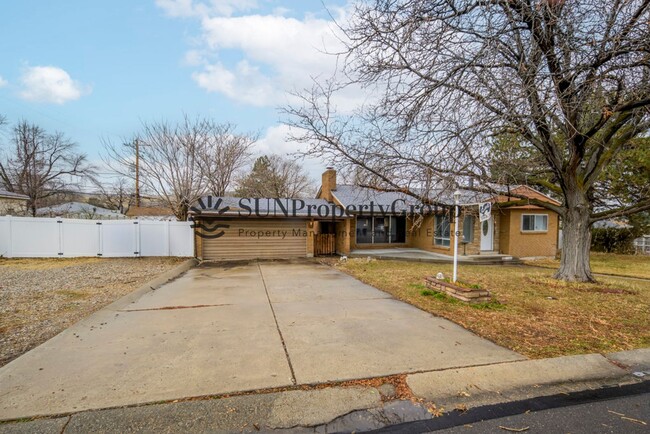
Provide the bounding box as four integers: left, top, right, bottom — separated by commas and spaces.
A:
462, 215, 475, 243
521, 213, 549, 233
434, 214, 451, 247
355, 215, 407, 244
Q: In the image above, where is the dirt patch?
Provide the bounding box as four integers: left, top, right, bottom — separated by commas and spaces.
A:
0, 257, 184, 367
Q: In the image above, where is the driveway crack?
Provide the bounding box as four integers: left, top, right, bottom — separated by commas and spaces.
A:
119, 304, 231, 312
258, 263, 297, 385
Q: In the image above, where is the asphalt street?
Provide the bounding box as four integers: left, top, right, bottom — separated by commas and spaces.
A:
374, 385, 649, 434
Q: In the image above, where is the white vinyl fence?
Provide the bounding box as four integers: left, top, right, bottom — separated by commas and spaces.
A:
0, 216, 194, 258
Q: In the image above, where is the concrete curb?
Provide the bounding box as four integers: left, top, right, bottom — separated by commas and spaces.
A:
0, 349, 647, 431
406, 352, 646, 409
102, 257, 198, 312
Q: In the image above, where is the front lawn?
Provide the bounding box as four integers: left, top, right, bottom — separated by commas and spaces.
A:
524, 252, 650, 279
334, 259, 650, 359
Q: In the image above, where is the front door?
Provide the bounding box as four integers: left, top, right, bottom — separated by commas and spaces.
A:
480, 216, 494, 251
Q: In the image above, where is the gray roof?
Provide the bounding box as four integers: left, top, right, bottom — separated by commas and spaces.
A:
0, 189, 29, 200
331, 185, 492, 214
191, 196, 348, 219
36, 202, 124, 217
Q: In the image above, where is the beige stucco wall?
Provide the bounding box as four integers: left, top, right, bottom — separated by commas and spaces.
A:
0, 197, 28, 216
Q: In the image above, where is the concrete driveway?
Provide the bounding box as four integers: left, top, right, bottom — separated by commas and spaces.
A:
0, 261, 524, 420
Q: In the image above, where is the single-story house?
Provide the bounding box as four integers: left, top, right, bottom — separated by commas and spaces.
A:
0, 190, 29, 216
36, 202, 126, 219
317, 169, 560, 258
190, 168, 560, 260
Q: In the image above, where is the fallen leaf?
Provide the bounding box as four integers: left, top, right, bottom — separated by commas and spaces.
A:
620, 416, 646, 426
499, 426, 529, 432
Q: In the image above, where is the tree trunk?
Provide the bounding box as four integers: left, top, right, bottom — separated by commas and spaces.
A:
554, 192, 594, 282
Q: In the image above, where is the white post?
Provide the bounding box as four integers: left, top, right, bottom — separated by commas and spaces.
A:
452, 190, 461, 283
6, 215, 13, 258
453, 204, 459, 282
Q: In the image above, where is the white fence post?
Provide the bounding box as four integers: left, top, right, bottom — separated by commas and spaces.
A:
97, 221, 104, 257
165, 220, 171, 256
134, 221, 140, 257
5, 216, 13, 258
57, 217, 64, 257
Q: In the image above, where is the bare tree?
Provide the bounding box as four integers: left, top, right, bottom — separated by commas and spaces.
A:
236, 155, 314, 198
90, 177, 135, 214
285, 0, 650, 282
0, 120, 94, 216
198, 123, 256, 196
103, 116, 255, 220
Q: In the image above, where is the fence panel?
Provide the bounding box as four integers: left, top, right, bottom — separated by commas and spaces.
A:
0, 216, 193, 258
139, 221, 168, 256
101, 221, 138, 257
62, 220, 100, 257
9, 217, 60, 257
169, 222, 194, 257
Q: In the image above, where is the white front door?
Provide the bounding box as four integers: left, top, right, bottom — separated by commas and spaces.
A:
480, 216, 494, 251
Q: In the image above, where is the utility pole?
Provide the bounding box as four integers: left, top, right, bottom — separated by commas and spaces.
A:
135, 138, 141, 208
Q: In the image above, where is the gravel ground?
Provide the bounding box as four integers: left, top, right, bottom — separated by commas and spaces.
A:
0, 257, 185, 367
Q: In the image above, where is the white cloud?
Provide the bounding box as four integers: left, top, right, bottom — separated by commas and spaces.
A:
157, 1, 367, 110
255, 124, 327, 177
19, 66, 90, 104
193, 13, 360, 108
0, 76, 7, 88
156, 0, 257, 18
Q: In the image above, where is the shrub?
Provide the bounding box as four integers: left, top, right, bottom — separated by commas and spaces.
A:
591, 228, 637, 254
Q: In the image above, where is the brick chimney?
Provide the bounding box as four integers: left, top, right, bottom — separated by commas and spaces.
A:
321, 167, 337, 201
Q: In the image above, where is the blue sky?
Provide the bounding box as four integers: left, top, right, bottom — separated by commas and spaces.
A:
0, 0, 350, 182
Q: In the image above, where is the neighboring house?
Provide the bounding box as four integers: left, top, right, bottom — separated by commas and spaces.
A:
0, 190, 29, 216
592, 219, 632, 229
190, 168, 561, 260
634, 235, 650, 255
36, 202, 126, 219
125, 206, 176, 221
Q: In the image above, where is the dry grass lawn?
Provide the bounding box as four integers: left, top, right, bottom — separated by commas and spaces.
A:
0, 257, 184, 367
333, 259, 650, 359
524, 252, 650, 279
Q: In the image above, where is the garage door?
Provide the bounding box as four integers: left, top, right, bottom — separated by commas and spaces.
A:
202, 218, 308, 260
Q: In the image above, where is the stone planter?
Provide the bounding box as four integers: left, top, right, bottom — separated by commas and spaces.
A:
424, 276, 491, 303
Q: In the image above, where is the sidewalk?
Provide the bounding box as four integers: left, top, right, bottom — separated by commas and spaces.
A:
1, 349, 647, 433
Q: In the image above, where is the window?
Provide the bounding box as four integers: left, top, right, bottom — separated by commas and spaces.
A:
522, 214, 548, 232
356, 217, 373, 244
462, 215, 475, 243
434, 214, 451, 247
355, 216, 407, 244
391, 216, 407, 243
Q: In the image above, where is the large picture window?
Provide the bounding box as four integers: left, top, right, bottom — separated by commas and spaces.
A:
521, 214, 548, 232
356, 216, 406, 244
434, 214, 451, 247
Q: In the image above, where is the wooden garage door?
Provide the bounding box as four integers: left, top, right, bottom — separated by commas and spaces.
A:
202, 218, 308, 260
